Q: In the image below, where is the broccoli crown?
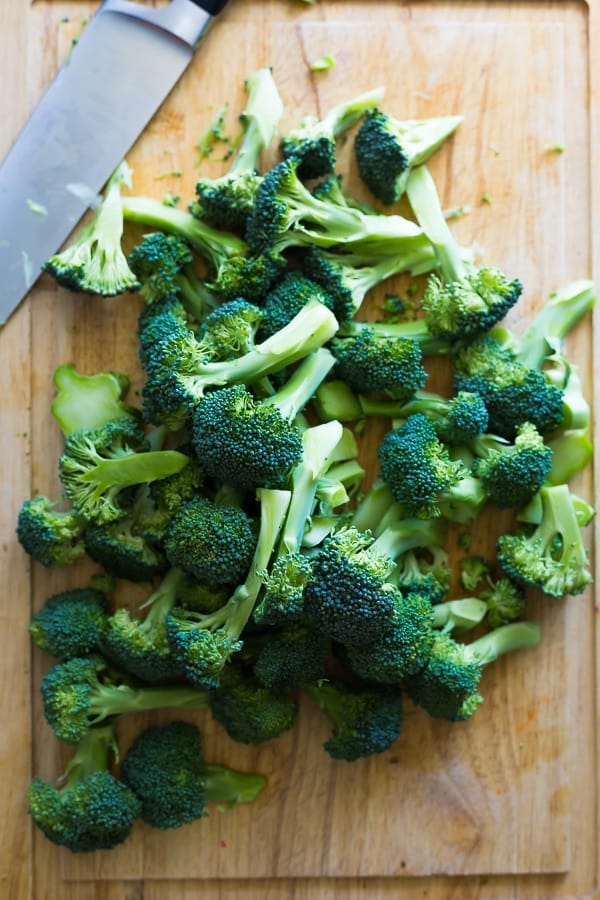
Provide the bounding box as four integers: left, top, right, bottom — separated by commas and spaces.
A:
30, 589, 110, 660
453, 336, 564, 438
195, 171, 263, 232
120, 721, 208, 829
28, 725, 140, 853
128, 232, 193, 304
191, 385, 303, 489
253, 552, 313, 625
308, 681, 403, 761
253, 621, 329, 691
166, 618, 243, 690
137, 296, 190, 370
42, 165, 140, 297
147, 445, 205, 515
259, 271, 334, 339
304, 527, 398, 645
302, 246, 372, 323
434, 391, 489, 444
496, 484, 593, 598
378, 414, 467, 518
16, 495, 85, 568
404, 631, 483, 721
245, 158, 304, 253
472, 422, 553, 508
84, 517, 167, 582
354, 109, 410, 204
480, 576, 527, 628
104, 607, 183, 683
344, 590, 435, 684
58, 418, 189, 525
198, 298, 264, 359
423, 269, 522, 341
208, 250, 285, 303
209, 663, 298, 744
331, 329, 426, 401
280, 121, 337, 180
164, 495, 256, 586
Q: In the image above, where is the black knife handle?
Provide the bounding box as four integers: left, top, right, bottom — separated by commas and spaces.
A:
188, 0, 229, 13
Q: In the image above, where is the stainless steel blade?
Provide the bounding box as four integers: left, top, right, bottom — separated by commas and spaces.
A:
0, 0, 214, 324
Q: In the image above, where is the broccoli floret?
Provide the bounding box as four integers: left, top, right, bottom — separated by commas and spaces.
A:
141, 298, 337, 428
259, 270, 335, 338
104, 568, 187, 682
405, 165, 522, 340
144, 444, 205, 519
28, 724, 140, 852
280, 86, 384, 179
120, 721, 266, 829
16, 495, 86, 568
51, 363, 138, 438
479, 575, 527, 628
198, 298, 265, 358
43, 163, 140, 296
453, 335, 565, 439
209, 661, 298, 744
41, 653, 210, 744
30, 589, 110, 660
166, 488, 291, 687
459, 555, 491, 592
58, 418, 190, 524
128, 232, 217, 321
163, 496, 256, 587
470, 422, 552, 508
305, 680, 403, 761
246, 157, 425, 257
394, 544, 451, 603
194, 68, 283, 230
137, 295, 191, 370
84, 516, 167, 582
191, 349, 335, 489
496, 484, 594, 598
360, 390, 489, 445
254, 621, 329, 691
253, 552, 313, 625
378, 413, 485, 520
355, 109, 463, 203
331, 328, 427, 401
405, 622, 541, 721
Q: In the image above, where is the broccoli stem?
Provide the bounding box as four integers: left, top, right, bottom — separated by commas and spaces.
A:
370, 518, 447, 564
87, 682, 210, 722
547, 430, 593, 485
122, 197, 247, 263
139, 568, 185, 632
325, 87, 386, 137
431, 598, 488, 633
80, 450, 190, 490
358, 390, 449, 419
202, 764, 267, 806
405, 164, 466, 281
61, 724, 115, 790
463, 621, 541, 664
337, 318, 450, 355
230, 68, 283, 175
263, 348, 336, 423
352, 481, 396, 533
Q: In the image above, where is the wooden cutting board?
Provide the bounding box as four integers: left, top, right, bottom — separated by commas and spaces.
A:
1, 1, 598, 898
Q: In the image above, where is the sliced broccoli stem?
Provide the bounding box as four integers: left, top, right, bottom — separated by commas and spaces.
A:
61, 724, 115, 789
51, 364, 137, 437
202, 764, 267, 806
405, 164, 466, 282
87, 682, 210, 721
463, 622, 541, 665
262, 348, 336, 423
79, 450, 190, 490
431, 598, 487, 633
547, 430, 593, 485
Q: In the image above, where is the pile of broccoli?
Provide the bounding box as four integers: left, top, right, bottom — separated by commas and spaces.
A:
19, 66, 595, 854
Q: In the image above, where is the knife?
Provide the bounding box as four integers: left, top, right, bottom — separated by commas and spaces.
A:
0, 0, 229, 325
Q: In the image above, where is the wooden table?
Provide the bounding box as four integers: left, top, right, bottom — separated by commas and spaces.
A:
1, 1, 599, 897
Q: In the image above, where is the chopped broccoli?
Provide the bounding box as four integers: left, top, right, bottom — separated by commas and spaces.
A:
30, 588, 110, 660
331, 328, 427, 401
28, 724, 140, 852
405, 622, 541, 721
16, 495, 85, 568
84, 516, 167, 582
51, 363, 138, 437
163, 495, 256, 587
41, 653, 210, 744
120, 721, 266, 829
191, 349, 335, 489
166, 488, 291, 687
496, 483, 593, 598
355, 109, 463, 203
43, 163, 140, 296
58, 418, 190, 524
253, 621, 329, 691
470, 422, 552, 508
546, 429, 593, 485
305, 680, 403, 761
259, 270, 335, 338
198, 298, 265, 358
209, 661, 298, 744
280, 86, 384, 179
459, 555, 491, 592
360, 390, 489, 445
194, 68, 283, 230
479, 575, 527, 628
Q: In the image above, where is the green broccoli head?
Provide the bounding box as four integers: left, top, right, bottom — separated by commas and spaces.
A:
331, 329, 427, 401
209, 662, 298, 744
253, 552, 313, 625
307, 680, 403, 761
259, 271, 335, 339
30, 589, 110, 660
207, 250, 285, 302
28, 724, 140, 853
16, 495, 86, 568
472, 422, 553, 508
423, 269, 522, 342
253, 621, 329, 692
104, 607, 183, 683
480, 576, 527, 629
147, 446, 205, 514
432, 391, 489, 445
198, 298, 264, 359
128, 232, 193, 304
84, 516, 167, 582
194, 171, 264, 232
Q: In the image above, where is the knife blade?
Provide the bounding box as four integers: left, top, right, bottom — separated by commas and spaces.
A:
0, 0, 229, 325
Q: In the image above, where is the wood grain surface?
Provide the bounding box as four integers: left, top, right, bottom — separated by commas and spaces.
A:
1, 2, 598, 899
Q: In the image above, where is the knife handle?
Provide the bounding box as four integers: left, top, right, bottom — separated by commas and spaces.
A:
188, 0, 229, 12
102, 0, 227, 48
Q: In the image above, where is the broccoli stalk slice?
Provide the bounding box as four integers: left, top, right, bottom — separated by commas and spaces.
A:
431, 598, 488, 633
315, 380, 364, 422
178, 300, 338, 401
324, 87, 387, 137
547, 430, 593, 485
75, 449, 190, 490
315, 459, 366, 510
43, 163, 140, 296
201, 764, 267, 806
51, 363, 138, 437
